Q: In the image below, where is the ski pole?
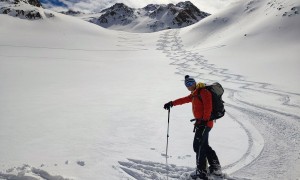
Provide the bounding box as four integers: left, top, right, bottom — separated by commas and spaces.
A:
166, 108, 170, 180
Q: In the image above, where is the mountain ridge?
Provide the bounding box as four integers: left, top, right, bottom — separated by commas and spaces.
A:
84, 1, 210, 33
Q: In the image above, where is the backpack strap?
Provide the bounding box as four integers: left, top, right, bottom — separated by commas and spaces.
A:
197, 88, 202, 101
196, 88, 206, 124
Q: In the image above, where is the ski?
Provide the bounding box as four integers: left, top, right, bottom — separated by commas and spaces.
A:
190, 172, 246, 180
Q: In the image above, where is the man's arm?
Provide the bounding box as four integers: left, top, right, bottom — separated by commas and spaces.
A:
172, 94, 193, 106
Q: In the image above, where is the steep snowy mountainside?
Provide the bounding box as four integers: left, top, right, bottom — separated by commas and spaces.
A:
182, 0, 300, 46
84, 1, 210, 33
180, 0, 300, 92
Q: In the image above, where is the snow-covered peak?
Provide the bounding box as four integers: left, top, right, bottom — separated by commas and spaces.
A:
176, 1, 200, 11
100, 3, 133, 14
143, 4, 161, 12
85, 2, 210, 33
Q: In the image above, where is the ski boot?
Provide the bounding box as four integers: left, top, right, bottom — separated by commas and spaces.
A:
190, 169, 208, 180
209, 164, 222, 176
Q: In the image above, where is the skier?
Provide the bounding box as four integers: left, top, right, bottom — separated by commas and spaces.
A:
164, 75, 222, 180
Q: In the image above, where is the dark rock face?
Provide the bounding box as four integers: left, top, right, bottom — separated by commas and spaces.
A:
0, 7, 43, 19
14, 0, 42, 7
61, 9, 84, 16
26, 0, 41, 7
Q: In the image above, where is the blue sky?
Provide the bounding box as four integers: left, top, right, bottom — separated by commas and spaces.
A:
41, 0, 240, 14
40, 0, 68, 8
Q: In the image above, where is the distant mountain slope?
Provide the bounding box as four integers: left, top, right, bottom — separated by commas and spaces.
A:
83, 1, 210, 33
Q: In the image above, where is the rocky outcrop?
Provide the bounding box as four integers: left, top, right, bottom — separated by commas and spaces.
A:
0, 0, 54, 20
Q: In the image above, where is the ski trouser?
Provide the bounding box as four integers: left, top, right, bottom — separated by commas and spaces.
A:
193, 125, 220, 170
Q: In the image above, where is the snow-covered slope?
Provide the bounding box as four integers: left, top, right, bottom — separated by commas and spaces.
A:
84, 2, 210, 33
180, 0, 300, 92
0, 0, 300, 179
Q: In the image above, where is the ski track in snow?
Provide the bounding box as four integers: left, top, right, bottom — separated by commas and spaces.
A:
118, 29, 300, 179
116, 32, 149, 51
118, 159, 250, 180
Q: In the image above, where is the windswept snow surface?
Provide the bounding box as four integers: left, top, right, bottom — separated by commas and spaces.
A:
0, 0, 300, 179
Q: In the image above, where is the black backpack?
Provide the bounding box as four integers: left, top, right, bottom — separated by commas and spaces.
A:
197, 82, 225, 120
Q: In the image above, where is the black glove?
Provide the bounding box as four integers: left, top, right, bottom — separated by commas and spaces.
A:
164, 101, 173, 110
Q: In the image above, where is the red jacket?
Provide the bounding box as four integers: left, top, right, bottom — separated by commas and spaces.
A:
172, 86, 214, 128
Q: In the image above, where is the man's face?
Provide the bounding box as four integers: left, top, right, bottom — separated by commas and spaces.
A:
187, 83, 196, 92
